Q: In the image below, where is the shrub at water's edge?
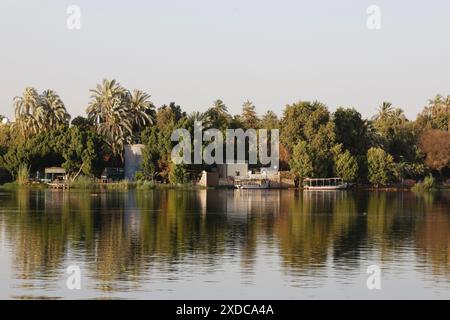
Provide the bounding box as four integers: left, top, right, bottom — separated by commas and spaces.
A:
412, 175, 435, 193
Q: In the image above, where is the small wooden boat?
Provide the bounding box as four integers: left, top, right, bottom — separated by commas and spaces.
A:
303, 178, 348, 190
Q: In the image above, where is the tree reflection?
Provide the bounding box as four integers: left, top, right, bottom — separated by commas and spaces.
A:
1, 188, 449, 293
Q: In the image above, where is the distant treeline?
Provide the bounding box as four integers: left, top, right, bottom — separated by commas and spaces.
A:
0, 79, 449, 185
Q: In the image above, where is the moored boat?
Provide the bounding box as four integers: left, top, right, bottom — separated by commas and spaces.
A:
303, 178, 348, 190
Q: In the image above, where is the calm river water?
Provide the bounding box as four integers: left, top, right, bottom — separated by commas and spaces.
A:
0, 189, 449, 299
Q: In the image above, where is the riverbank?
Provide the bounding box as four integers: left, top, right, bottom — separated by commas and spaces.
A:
2, 180, 449, 192
0, 180, 213, 191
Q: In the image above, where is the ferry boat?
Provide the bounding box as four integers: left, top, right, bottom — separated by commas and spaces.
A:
303, 177, 348, 190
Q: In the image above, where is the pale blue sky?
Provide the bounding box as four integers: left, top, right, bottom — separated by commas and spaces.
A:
1, 0, 449, 120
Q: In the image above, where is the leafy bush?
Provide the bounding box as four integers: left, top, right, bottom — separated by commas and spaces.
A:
69, 176, 97, 190
105, 180, 132, 190
136, 180, 156, 190
367, 148, 394, 186
169, 164, 188, 184
412, 175, 435, 193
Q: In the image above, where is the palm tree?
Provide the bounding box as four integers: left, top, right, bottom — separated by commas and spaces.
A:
40, 90, 70, 129
13, 87, 69, 137
205, 99, 231, 130
13, 87, 40, 118
128, 89, 156, 130
87, 79, 156, 163
212, 99, 228, 115
374, 102, 394, 120
187, 111, 206, 123
87, 79, 132, 163
13, 87, 40, 137
87, 79, 126, 124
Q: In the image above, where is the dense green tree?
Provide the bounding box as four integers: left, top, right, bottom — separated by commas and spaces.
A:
241, 100, 259, 129
71, 116, 92, 131
333, 107, 370, 156
416, 95, 450, 131
58, 127, 104, 178
281, 101, 336, 177
169, 164, 188, 184
372, 102, 420, 165
260, 111, 279, 130
367, 147, 394, 186
141, 127, 161, 180
332, 145, 359, 182
280, 101, 332, 151
289, 141, 314, 185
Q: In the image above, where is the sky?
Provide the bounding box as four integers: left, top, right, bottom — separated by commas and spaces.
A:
1, 0, 450, 120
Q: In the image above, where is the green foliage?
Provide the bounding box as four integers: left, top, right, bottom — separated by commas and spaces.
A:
136, 180, 156, 190
59, 126, 104, 177
0, 126, 104, 179
141, 126, 169, 181
169, 164, 188, 184
241, 100, 259, 129
2, 83, 450, 188
281, 101, 336, 177
13, 87, 70, 138
372, 103, 420, 163
205, 99, 232, 131
416, 95, 450, 131
260, 111, 279, 130
333, 107, 370, 156
105, 180, 132, 191
412, 175, 435, 193
289, 141, 314, 185
332, 145, 358, 182
86, 79, 155, 164
71, 116, 91, 131
134, 171, 144, 181
367, 147, 395, 186
281, 101, 331, 152
68, 176, 97, 190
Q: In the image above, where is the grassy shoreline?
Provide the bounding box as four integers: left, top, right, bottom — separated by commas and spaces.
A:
1, 180, 449, 192
0, 180, 210, 191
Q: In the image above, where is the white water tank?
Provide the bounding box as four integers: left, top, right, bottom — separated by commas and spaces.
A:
124, 144, 145, 180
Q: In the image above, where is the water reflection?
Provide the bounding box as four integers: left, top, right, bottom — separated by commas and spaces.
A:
0, 189, 449, 298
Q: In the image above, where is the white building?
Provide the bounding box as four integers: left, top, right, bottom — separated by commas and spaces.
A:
124, 144, 145, 180
217, 163, 249, 179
